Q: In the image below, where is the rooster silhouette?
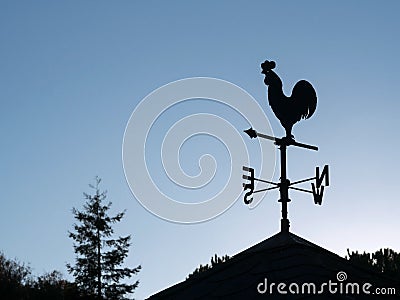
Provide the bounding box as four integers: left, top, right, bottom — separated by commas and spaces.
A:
261, 60, 317, 139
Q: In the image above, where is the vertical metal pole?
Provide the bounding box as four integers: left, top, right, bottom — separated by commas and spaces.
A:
279, 144, 290, 233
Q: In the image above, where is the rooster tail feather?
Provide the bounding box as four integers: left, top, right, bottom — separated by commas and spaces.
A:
292, 80, 317, 120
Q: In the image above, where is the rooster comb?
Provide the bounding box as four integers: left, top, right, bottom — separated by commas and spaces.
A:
261, 60, 276, 72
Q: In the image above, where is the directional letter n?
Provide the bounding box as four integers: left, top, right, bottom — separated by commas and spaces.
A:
316, 165, 329, 188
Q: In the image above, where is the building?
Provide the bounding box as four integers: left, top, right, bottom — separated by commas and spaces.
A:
148, 230, 399, 299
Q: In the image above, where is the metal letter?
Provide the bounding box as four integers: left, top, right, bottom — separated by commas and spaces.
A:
316, 165, 329, 188
242, 166, 254, 204
311, 183, 324, 205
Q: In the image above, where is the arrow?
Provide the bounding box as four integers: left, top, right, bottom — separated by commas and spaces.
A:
244, 128, 318, 151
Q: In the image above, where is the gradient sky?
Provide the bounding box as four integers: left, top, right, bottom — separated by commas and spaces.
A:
1, 1, 400, 299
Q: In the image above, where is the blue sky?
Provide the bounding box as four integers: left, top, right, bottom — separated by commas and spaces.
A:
1, 1, 400, 299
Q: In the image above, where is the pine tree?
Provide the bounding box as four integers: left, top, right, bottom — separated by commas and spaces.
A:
67, 177, 141, 299
347, 248, 400, 280
187, 254, 230, 279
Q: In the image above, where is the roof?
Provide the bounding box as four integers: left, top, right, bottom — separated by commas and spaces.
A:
148, 231, 399, 299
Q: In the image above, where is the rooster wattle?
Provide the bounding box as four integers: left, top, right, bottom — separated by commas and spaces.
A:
261, 60, 317, 139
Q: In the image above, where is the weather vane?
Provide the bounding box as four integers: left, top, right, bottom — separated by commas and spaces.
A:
243, 59, 329, 233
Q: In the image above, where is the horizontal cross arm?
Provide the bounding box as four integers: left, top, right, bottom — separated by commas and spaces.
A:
291, 140, 318, 151
253, 186, 280, 194
289, 176, 316, 186
242, 175, 278, 186
289, 186, 313, 194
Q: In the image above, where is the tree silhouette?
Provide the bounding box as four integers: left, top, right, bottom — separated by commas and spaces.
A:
0, 251, 31, 299
0, 251, 80, 300
67, 177, 141, 299
31, 270, 74, 300
347, 248, 400, 280
187, 254, 230, 279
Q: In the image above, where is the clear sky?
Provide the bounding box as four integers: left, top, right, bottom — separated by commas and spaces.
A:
1, 1, 399, 299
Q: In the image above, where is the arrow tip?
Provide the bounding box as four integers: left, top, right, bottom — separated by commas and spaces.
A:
244, 128, 257, 138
